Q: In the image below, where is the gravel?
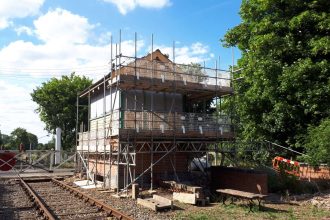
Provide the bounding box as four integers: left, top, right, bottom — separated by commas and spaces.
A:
69, 185, 188, 220
301, 192, 330, 210
28, 181, 110, 220
0, 180, 42, 220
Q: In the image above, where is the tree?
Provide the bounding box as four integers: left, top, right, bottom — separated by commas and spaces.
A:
181, 63, 214, 113
31, 73, 92, 150
37, 138, 55, 150
1, 133, 11, 149
181, 62, 207, 83
8, 128, 38, 150
0, 130, 3, 147
302, 118, 330, 166
223, 0, 330, 149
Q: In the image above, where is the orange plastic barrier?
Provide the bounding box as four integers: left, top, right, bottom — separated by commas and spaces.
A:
272, 156, 300, 177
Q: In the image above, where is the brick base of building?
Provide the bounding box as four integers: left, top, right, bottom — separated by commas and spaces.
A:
299, 165, 330, 181
87, 152, 192, 189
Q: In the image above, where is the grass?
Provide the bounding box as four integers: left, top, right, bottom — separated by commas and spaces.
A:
174, 201, 330, 220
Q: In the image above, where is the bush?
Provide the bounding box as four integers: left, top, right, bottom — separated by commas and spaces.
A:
302, 118, 330, 166
259, 166, 318, 194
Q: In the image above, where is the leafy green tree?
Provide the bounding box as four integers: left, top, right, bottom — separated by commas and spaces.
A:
0, 130, 3, 147
1, 133, 11, 149
181, 62, 206, 83
43, 138, 55, 150
37, 138, 55, 150
8, 128, 38, 150
181, 63, 214, 113
302, 118, 330, 166
223, 0, 330, 149
31, 73, 92, 150
27, 133, 38, 149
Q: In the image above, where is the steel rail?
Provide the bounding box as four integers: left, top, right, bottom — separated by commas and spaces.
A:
51, 178, 134, 220
19, 178, 56, 220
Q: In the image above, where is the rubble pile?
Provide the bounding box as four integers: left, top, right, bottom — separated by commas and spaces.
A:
302, 192, 330, 210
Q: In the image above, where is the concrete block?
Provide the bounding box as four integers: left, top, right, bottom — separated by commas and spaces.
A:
148, 190, 157, 195
189, 186, 204, 199
111, 194, 129, 199
173, 192, 196, 205
191, 186, 202, 194
137, 195, 173, 211
153, 195, 173, 209
132, 183, 139, 199
137, 198, 157, 211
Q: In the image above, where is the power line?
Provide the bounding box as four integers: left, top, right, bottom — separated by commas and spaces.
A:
0, 64, 111, 79
0, 64, 109, 71
0, 69, 109, 74
0, 71, 110, 80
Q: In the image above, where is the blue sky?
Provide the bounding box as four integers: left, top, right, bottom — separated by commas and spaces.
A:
0, 0, 241, 143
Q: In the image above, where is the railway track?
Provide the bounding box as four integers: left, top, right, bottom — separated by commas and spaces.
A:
1, 178, 133, 220
0, 179, 41, 220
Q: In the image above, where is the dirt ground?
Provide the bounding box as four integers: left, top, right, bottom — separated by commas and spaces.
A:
173, 200, 330, 220
64, 176, 330, 220
172, 190, 330, 219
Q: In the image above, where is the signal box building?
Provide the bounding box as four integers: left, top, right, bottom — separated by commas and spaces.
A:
76, 49, 233, 191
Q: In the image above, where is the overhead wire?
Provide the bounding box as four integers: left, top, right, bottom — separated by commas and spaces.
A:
0, 64, 109, 71
0, 64, 111, 79
0, 68, 110, 80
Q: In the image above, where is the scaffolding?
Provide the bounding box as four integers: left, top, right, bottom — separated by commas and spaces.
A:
76, 32, 234, 193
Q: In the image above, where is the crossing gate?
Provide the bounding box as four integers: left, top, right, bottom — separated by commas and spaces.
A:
0, 151, 16, 171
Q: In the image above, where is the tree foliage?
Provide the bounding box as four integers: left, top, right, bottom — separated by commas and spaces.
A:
0, 130, 3, 146
37, 138, 55, 150
223, 0, 330, 150
31, 73, 92, 150
181, 62, 207, 83
7, 128, 38, 150
302, 118, 330, 166
182, 63, 214, 113
1, 133, 10, 149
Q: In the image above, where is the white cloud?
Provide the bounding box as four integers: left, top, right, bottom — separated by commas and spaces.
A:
152, 42, 211, 64
0, 8, 145, 78
0, 80, 50, 143
34, 8, 94, 44
0, 7, 214, 142
97, 31, 113, 45
0, 0, 44, 29
191, 42, 208, 55
0, 8, 147, 140
14, 26, 34, 36
103, 0, 171, 15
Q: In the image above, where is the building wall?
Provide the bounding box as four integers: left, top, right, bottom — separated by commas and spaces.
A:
88, 88, 120, 139
88, 152, 190, 188
88, 89, 182, 137
121, 89, 183, 112
299, 165, 330, 180
90, 89, 182, 120
88, 159, 121, 188
90, 89, 120, 119
135, 152, 189, 184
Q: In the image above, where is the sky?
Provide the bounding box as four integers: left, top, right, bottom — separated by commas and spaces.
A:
0, 0, 242, 143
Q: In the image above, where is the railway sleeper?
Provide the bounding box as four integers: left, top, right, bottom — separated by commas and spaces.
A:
54, 209, 101, 215
54, 210, 107, 217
